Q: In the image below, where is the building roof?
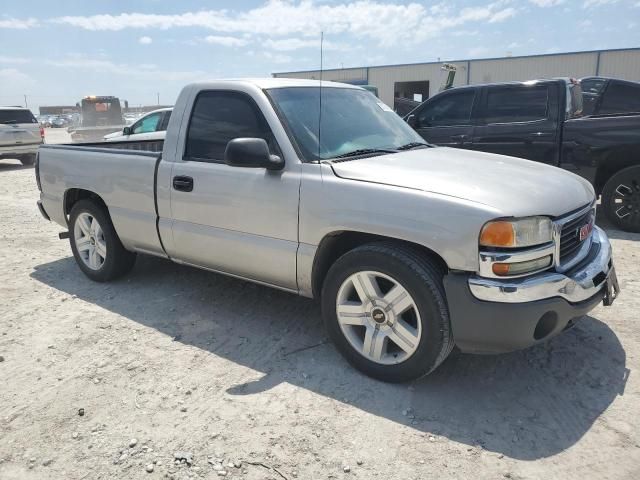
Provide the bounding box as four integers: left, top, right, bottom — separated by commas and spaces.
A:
273, 46, 640, 76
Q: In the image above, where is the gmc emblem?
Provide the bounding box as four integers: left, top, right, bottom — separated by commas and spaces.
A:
578, 220, 593, 241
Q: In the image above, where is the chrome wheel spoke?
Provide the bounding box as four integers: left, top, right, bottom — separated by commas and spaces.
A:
388, 319, 419, 354
353, 272, 381, 302
336, 302, 367, 326
78, 215, 92, 237
95, 239, 107, 259
363, 326, 385, 361
384, 285, 413, 316
76, 237, 91, 252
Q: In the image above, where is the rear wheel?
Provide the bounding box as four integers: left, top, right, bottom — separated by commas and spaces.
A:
602, 165, 640, 233
321, 243, 453, 382
69, 199, 136, 281
19, 154, 36, 166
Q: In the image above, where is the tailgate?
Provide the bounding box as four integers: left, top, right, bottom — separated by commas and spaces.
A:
0, 123, 41, 147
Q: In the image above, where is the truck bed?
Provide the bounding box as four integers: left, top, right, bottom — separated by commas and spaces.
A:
37, 140, 165, 256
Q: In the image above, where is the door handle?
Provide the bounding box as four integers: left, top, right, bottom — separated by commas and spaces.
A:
530, 132, 552, 137
450, 134, 468, 141
173, 176, 194, 192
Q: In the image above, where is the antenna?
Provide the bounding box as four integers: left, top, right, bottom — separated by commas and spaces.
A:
318, 31, 323, 160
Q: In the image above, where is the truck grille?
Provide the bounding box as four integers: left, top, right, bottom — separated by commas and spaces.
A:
559, 208, 594, 263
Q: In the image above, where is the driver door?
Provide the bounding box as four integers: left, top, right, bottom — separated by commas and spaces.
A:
166, 90, 300, 290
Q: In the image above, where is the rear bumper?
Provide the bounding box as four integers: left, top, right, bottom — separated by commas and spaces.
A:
443, 227, 615, 354
0, 143, 40, 157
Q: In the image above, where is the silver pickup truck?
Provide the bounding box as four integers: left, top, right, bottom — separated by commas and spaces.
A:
36, 79, 619, 382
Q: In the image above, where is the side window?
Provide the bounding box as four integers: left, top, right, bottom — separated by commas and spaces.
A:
484, 86, 549, 123
185, 91, 276, 162
417, 90, 475, 127
132, 113, 161, 134
599, 82, 640, 115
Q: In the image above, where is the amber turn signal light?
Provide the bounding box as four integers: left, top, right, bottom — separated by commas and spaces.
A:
480, 221, 515, 247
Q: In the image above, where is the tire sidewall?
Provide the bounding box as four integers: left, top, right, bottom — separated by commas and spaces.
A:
322, 247, 449, 382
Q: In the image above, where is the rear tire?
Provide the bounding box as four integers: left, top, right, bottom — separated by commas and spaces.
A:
69, 199, 136, 282
19, 154, 36, 166
321, 243, 453, 383
602, 165, 640, 233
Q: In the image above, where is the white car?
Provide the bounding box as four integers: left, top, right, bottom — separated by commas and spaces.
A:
103, 108, 172, 142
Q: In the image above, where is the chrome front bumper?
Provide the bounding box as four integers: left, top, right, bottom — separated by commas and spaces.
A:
469, 226, 613, 304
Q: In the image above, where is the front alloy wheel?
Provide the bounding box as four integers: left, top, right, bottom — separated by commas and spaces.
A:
322, 243, 453, 382
336, 270, 422, 365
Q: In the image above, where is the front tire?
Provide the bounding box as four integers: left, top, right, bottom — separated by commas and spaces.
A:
19, 154, 36, 166
69, 199, 136, 281
602, 165, 640, 233
321, 243, 453, 383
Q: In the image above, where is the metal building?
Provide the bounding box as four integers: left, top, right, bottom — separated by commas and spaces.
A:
273, 47, 640, 109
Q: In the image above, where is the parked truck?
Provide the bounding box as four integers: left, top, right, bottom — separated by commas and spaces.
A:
67, 95, 125, 143
36, 79, 619, 382
406, 78, 640, 233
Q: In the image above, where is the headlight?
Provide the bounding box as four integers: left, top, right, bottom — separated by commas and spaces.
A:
480, 216, 553, 248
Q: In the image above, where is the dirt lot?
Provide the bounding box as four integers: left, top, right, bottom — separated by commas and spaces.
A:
1, 129, 639, 479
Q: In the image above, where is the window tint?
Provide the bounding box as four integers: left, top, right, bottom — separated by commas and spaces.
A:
185, 91, 275, 162
599, 82, 640, 114
0, 109, 36, 124
417, 90, 475, 127
485, 86, 549, 123
132, 112, 162, 134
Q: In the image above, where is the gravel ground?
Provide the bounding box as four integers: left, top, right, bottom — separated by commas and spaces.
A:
1, 129, 639, 479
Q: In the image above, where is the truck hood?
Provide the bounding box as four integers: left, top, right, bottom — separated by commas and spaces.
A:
329, 147, 595, 217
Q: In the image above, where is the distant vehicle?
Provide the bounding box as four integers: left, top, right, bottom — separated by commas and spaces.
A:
580, 77, 640, 116
103, 108, 172, 142
68, 95, 125, 143
406, 78, 640, 232
38, 115, 53, 128
50, 116, 69, 128
36, 79, 618, 382
0, 106, 44, 165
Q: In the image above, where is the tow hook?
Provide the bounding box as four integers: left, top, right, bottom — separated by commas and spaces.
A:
58, 231, 70, 240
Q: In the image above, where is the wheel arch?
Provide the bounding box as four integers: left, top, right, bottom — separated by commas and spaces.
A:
63, 188, 109, 226
310, 230, 449, 299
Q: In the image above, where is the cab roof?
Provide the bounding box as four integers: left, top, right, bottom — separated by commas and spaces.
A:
189, 78, 362, 90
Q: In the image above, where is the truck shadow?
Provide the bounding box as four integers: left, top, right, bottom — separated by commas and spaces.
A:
0, 161, 32, 172
30, 255, 628, 461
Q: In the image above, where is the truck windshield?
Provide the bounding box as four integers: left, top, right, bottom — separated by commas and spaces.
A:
267, 87, 425, 161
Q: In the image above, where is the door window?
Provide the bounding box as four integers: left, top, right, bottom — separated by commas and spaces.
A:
132, 112, 162, 134
599, 82, 640, 114
416, 90, 475, 127
184, 91, 276, 162
484, 86, 549, 123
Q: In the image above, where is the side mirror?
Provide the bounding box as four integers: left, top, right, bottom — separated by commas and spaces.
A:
225, 138, 284, 170
122, 126, 132, 135
406, 114, 417, 128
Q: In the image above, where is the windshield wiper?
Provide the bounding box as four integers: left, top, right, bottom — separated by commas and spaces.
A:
0, 120, 18, 125
396, 142, 431, 150
333, 148, 397, 159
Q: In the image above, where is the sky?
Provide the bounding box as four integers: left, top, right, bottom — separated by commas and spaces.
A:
0, 0, 638, 111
